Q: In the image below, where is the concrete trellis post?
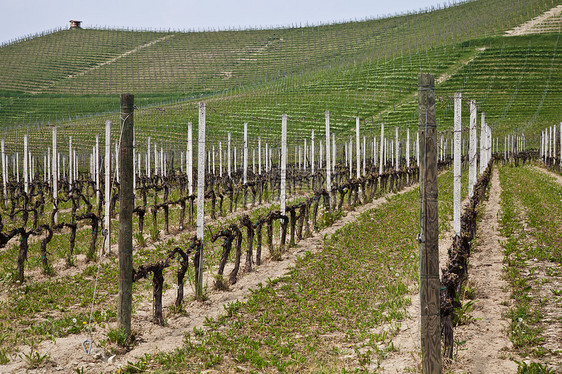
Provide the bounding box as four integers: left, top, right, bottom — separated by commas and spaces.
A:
188, 122, 193, 195
468, 101, 477, 198
319, 140, 323, 172
453, 93, 462, 236
132, 130, 136, 195
379, 124, 385, 175
243, 123, 248, 184
95, 135, 100, 203
1, 139, 6, 201
160, 147, 164, 177
265, 143, 269, 172
331, 134, 337, 174
479, 113, 486, 175
348, 135, 353, 179
362, 136, 366, 176
258, 137, 262, 175
406, 129, 410, 168
52, 127, 58, 224
147, 137, 151, 177
196, 103, 206, 300
356, 117, 361, 179
69, 136, 73, 187
219, 141, 223, 177
227, 132, 232, 178
310, 130, 314, 174
416, 131, 420, 167
325, 111, 331, 192
281, 114, 288, 215
15, 153, 19, 183
153, 144, 158, 176
115, 142, 120, 183
395, 127, 399, 171
23, 135, 28, 194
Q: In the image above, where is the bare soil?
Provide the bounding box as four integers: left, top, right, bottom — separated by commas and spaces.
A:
3, 185, 420, 373
449, 168, 517, 373
505, 4, 562, 36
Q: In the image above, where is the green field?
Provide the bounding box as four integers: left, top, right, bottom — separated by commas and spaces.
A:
0, 0, 560, 155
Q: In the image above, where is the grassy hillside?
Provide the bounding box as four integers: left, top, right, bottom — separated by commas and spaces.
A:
0, 0, 559, 155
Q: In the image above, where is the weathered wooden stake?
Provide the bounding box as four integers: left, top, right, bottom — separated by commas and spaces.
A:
118, 93, 134, 336
418, 74, 442, 373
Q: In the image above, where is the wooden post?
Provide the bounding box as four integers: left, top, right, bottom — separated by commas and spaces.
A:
196, 103, 206, 300
418, 74, 442, 373
104, 120, 112, 254
118, 93, 134, 336
453, 93, 461, 236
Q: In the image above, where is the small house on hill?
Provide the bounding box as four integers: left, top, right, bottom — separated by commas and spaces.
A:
69, 20, 82, 29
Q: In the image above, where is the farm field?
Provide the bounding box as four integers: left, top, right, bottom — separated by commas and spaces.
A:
0, 0, 561, 373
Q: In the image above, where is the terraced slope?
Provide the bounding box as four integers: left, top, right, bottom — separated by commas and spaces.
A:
0, 0, 557, 127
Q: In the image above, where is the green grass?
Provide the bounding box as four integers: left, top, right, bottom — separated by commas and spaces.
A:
0, 0, 558, 140
499, 164, 561, 368
107, 169, 462, 373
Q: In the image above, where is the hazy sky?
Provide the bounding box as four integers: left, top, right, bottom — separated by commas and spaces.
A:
1, 0, 451, 44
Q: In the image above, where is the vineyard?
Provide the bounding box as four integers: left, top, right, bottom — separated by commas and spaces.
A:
0, 0, 561, 373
